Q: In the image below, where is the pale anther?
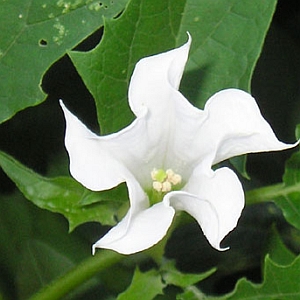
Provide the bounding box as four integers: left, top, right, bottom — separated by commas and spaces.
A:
153, 181, 163, 191
151, 168, 181, 192
162, 181, 172, 192
167, 169, 182, 185
151, 169, 158, 181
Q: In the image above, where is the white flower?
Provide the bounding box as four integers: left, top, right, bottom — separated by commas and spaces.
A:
60, 34, 297, 255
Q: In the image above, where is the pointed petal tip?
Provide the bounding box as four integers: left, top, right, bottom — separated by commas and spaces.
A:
59, 99, 69, 116
205, 235, 230, 251
181, 32, 192, 53
93, 241, 128, 255
213, 244, 229, 252
293, 139, 300, 148
204, 88, 299, 163
186, 31, 192, 44
59, 99, 65, 109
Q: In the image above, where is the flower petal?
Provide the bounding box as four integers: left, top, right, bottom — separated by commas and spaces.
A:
127, 34, 208, 176
92, 202, 175, 255
201, 89, 298, 165
60, 103, 150, 213
60, 100, 155, 191
166, 166, 244, 250
60, 100, 126, 191
128, 33, 192, 117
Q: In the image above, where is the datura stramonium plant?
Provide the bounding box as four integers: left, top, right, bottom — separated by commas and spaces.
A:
60, 34, 297, 255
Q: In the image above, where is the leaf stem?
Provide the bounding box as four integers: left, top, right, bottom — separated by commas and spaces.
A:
29, 250, 124, 300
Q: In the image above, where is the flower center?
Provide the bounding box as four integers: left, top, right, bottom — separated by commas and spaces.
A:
151, 168, 182, 192
147, 168, 183, 206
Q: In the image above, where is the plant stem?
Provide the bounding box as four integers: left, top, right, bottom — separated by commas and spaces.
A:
29, 250, 124, 300
246, 182, 300, 205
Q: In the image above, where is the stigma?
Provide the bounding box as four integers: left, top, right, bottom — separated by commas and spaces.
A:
151, 168, 182, 192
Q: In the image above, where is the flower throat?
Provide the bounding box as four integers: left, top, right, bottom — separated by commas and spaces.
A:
148, 168, 182, 205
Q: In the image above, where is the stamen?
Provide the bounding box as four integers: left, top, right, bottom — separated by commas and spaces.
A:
166, 169, 182, 185
162, 181, 172, 192
151, 168, 182, 193
153, 181, 163, 191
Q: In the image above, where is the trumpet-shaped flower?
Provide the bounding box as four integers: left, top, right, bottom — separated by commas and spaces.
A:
60, 35, 296, 255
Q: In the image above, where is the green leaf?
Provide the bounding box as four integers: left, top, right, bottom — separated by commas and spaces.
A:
69, 0, 185, 134
69, 0, 276, 135
175, 233, 299, 299
230, 155, 250, 180
213, 255, 300, 300
0, 151, 128, 230
117, 268, 164, 300
0, 0, 128, 124
246, 142, 300, 234
0, 192, 34, 276
16, 240, 76, 299
267, 151, 300, 231
17, 239, 102, 299
180, 0, 277, 105
266, 226, 296, 266
0, 190, 92, 299
161, 260, 215, 289
116, 261, 215, 300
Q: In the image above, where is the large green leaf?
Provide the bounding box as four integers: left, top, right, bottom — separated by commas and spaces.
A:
69, 0, 186, 134
0, 151, 128, 230
69, 0, 276, 134
0, 0, 128, 124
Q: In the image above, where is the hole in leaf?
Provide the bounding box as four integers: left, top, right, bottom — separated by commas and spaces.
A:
113, 9, 123, 19
98, 2, 107, 9
39, 39, 48, 47
73, 27, 103, 51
